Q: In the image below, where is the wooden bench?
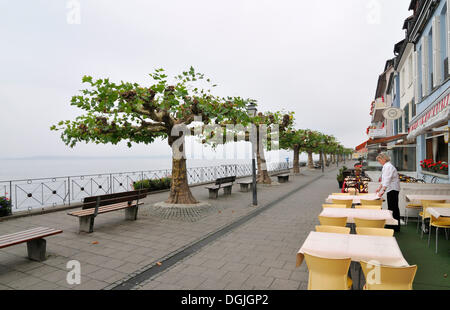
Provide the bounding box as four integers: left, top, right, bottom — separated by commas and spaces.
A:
238, 179, 254, 192
68, 190, 148, 233
277, 172, 290, 183
205, 176, 236, 199
0, 227, 63, 262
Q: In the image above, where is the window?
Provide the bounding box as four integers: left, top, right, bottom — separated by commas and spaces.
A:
426, 134, 448, 163
404, 104, 410, 129
412, 98, 416, 117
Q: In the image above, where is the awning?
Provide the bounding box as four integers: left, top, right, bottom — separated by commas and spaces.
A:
355, 141, 368, 151
407, 89, 450, 141
367, 134, 407, 146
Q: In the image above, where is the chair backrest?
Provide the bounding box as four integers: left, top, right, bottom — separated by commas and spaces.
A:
360, 199, 383, 206
421, 200, 446, 219
322, 204, 347, 209
423, 203, 450, 219
354, 218, 386, 228
304, 253, 352, 290
347, 188, 357, 195
356, 227, 394, 237
318, 216, 348, 227
356, 205, 382, 210
316, 225, 351, 234
332, 199, 353, 208
216, 176, 236, 185
360, 261, 417, 290
82, 190, 148, 209
332, 193, 350, 196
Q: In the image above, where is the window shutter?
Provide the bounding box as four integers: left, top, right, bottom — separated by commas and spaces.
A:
422, 36, 429, 96
414, 50, 419, 101
447, 1, 450, 74
432, 16, 442, 87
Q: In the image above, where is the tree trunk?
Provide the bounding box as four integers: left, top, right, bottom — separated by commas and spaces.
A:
256, 129, 271, 184
257, 151, 272, 184
293, 146, 300, 174
166, 133, 198, 204
319, 152, 323, 168
307, 152, 314, 169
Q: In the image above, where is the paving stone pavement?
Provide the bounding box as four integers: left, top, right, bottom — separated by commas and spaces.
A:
135, 167, 342, 290
0, 164, 341, 290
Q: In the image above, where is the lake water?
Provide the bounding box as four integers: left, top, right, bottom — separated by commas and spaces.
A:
0, 157, 258, 181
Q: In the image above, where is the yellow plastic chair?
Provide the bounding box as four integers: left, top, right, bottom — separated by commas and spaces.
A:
318, 216, 348, 227
304, 253, 353, 290
332, 199, 353, 209
355, 205, 382, 210
332, 193, 350, 196
354, 218, 386, 228
360, 199, 383, 206
322, 204, 347, 209
427, 212, 450, 254
316, 225, 351, 234
420, 200, 446, 238
347, 188, 357, 195
360, 261, 417, 290
405, 203, 422, 226
356, 227, 394, 237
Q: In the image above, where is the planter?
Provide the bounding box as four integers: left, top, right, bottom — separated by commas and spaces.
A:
338, 181, 343, 189
0, 197, 12, 217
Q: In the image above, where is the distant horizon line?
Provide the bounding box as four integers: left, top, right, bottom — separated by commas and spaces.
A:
0, 155, 172, 160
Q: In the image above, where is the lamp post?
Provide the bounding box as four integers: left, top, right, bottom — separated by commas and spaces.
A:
247, 102, 258, 206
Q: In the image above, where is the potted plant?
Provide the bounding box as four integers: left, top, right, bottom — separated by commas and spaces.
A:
336, 167, 347, 189
420, 159, 449, 175
0, 196, 12, 217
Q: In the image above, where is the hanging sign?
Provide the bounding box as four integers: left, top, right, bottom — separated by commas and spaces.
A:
383, 107, 403, 120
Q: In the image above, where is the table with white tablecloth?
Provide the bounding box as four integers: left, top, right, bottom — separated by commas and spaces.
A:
325, 193, 381, 205
296, 231, 408, 268
319, 208, 398, 225
427, 207, 450, 219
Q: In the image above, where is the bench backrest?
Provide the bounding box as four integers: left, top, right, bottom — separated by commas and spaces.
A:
215, 176, 236, 186
82, 189, 148, 210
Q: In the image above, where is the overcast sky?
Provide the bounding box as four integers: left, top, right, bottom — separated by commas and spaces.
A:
0, 0, 411, 159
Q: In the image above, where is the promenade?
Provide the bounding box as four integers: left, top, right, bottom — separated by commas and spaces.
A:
0, 165, 341, 290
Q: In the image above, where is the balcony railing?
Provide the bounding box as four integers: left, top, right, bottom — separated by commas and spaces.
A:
0, 161, 291, 213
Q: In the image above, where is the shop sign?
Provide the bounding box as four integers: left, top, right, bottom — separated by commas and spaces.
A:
368, 128, 387, 138
408, 92, 450, 135
383, 107, 403, 120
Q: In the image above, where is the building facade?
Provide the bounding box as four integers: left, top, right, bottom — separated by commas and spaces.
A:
359, 0, 450, 183
407, 0, 450, 183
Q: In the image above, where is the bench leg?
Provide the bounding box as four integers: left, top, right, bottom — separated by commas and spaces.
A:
209, 190, 219, 199
27, 238, 46, 262
223, 187, 232, 196
79, 216, 95, 233
239, 184, 249, 192
125, 206, 138, 221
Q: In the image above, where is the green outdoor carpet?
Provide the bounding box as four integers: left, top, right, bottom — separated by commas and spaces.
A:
395, 221, 450, 290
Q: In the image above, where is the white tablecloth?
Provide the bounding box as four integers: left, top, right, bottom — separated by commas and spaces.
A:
405, 194, 450, 204
427, 207, 450, 219
296, 231, 408, 268
319, 208, 398, 225
325, 193, 381, 204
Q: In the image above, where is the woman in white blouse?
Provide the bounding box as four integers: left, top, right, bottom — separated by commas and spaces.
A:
375, 153, 401, 232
